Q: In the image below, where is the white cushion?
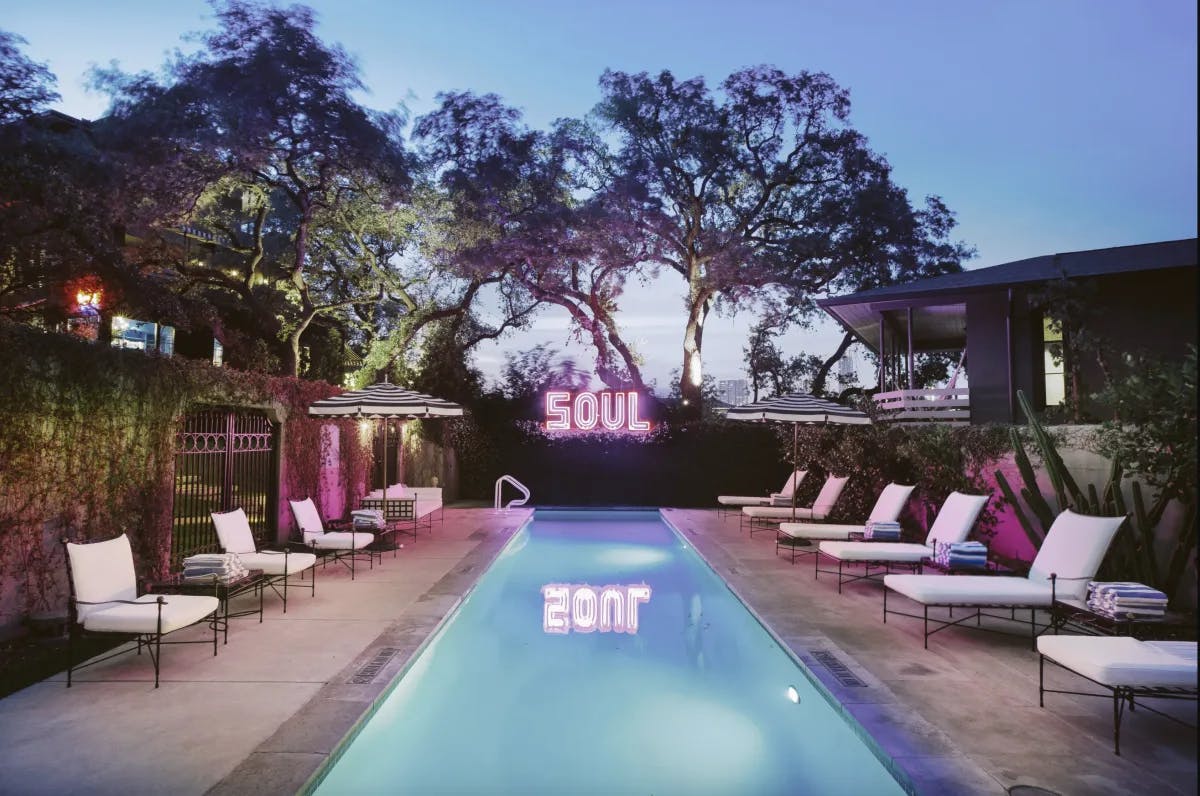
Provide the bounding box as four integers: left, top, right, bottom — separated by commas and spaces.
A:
1038, 636, 1198, 689
67, 535, 138, 622
1028, 509, 1126, 600
310, 531, 374, 550
776, 470, 806, 499
868, 483, 916, 523
238, 551, 317, 576
82, 593, 219, 634
289, 498, 327, 541
211, 508, 257, 554
809, 475, 850, 517
884, 573, 1055, 606
367, 483, 412, 499
779, 522, 865, 540
820, 542, 933, 563
717, 495, 773, 507
924, 492, 989, 546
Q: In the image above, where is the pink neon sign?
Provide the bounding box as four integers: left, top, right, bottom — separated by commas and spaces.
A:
542, 583, 652, 634
544, 391, 651, 432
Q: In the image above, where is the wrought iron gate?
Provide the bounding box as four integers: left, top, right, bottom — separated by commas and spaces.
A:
171, 408, 278, 565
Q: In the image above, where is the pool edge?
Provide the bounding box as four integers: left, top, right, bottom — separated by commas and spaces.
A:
657, 508, 920, 796
297, 511, 536, 796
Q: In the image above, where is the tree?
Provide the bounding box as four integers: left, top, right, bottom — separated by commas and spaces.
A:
0, 31, 58, 123
742, 318, 818, 400
502, 344, 591, 401
590, 66, 971, 415
414, 92, 651, 390
93, 1, 411, 375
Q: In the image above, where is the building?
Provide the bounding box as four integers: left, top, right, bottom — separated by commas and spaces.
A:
818, 238, 1197, 423
717, 378, 750, 407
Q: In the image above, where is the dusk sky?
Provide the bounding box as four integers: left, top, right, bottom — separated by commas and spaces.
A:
3, 0, 1196, 391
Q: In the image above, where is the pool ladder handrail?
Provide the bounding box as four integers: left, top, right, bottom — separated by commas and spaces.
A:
494, 474, 531, 513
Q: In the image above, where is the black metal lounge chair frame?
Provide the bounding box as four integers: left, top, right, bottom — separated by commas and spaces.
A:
815, 550, 923, 593
775, 533, 818, 563
62, 538, 219, 689
882, 573, 1075, 650
1038, 653, 1199, 755
256, 542, 317, 611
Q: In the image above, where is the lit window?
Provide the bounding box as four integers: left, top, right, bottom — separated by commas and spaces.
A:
1042, 316, 1065, 406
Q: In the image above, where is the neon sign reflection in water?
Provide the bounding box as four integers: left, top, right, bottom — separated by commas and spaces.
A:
542, 583, 652, 634
544, 390, 651, 432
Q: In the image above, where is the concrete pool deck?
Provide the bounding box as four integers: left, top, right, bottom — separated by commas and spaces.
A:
0, 506, 1194, 795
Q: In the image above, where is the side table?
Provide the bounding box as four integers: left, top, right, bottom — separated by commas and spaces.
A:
1051, 598, 1196, 641
148, 570, 265, 644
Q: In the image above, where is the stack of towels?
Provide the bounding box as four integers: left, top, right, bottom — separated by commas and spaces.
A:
182, 553, 248, 583
933, 540, 988, 569
1086, 582, 1169, 621
352, 508, 386, 530
863, 520, 901, 540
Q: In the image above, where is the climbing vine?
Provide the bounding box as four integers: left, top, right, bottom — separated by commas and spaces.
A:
0, 322, 369, 627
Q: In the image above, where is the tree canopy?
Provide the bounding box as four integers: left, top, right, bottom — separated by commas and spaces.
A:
3, 4, 971, 407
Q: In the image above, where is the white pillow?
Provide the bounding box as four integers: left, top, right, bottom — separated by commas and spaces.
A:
211, 508, 257, 554
67, 534, 138, 621
289, 498, 326, 541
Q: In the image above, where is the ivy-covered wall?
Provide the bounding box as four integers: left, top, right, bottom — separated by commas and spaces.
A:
0, 322, 370, 635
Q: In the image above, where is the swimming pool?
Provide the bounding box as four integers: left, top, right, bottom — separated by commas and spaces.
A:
312, 510, 908, 795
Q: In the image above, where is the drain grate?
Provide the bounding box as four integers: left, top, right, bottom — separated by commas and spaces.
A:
808, 649, 867, 687
349, 647, 399, 684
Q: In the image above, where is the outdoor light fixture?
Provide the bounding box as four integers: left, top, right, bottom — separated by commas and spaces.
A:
786, 685, 800, 704
75, 290, 102, 313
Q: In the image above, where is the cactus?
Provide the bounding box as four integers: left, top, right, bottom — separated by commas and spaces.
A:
995, 470, 1044, 551
1003, 389, 1185, 604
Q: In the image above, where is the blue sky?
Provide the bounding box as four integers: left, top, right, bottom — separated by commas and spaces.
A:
3, 0, 1196, 391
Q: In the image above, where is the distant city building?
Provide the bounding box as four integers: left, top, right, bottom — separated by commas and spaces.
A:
837, 353, 857, 386
717, 378, 750, 406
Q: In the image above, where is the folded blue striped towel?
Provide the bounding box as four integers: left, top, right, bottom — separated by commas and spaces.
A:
865, 520, 901, 540
1088, 582, 1168, 603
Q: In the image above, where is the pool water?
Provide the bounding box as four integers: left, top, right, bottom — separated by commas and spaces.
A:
313, 510, 907, 795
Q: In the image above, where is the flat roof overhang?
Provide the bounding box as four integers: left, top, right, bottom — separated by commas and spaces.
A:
822, 296, 968, 354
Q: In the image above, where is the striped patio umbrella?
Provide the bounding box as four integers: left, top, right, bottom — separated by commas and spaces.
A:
309, 383, 464, 517
726, 393, 870, 519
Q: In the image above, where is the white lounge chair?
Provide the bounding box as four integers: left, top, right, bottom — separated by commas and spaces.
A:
816, 491, 990, 592
212, 508, 318, 612
362, 484, 445, 535
289, 497, 376, 580
883, 509, 1126, 648
774, 483, 916, 563
717, 470, 806, 518
63, 534, 219, 688
741, 475, 850, 535
1038, 635, 1197, 755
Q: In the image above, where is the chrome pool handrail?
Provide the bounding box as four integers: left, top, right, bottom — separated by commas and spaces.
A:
494, 475, 530, 513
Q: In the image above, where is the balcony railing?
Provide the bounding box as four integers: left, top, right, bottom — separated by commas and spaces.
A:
874, 388, 970, 424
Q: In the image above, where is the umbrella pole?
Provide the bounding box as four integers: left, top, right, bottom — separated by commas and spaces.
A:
791, 423, 798, 521
382, 420, 389, 520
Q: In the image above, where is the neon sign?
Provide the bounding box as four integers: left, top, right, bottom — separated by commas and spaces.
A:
542, 583, 652, 634
544, 391, 651, 432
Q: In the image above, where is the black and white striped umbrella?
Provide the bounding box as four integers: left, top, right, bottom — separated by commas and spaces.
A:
726, 392, 869, 519
308, 383, 464, 419
725, 392, 870, 425
308, 383, 463, 522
